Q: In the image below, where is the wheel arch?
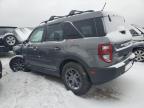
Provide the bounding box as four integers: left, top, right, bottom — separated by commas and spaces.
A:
59, 58, 92, 82
133, 46, 144, 52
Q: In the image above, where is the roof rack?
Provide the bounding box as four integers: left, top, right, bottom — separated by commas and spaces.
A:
48, 16, 65, 21
40, 10, 95, 24
40, 20, 49, 25
67, 10, 94, 16
40, 16, 65, 24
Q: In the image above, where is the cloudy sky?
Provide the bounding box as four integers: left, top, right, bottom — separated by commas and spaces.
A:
0, 0, 143, 27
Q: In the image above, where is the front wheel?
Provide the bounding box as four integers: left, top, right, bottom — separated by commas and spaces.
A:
62, 62, 91, 96
134, 48, 144, 62
9, 57, 30, 72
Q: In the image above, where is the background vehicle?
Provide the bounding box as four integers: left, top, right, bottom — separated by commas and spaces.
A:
129, 25, 144, 62
0, 26, 17, 52
0, 26, 33, 52
10, 10, 134, 95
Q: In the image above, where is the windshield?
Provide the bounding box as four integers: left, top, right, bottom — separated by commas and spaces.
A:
0, 28, 15, 35
103, 15, 125, 33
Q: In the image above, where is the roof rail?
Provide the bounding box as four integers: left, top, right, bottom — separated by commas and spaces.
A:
67, 10, 94, 16
40, 10, 95, 24
40, 20, 49, 25
48, 16, 65, 21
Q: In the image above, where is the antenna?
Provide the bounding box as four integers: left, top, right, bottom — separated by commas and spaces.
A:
101, 1, 107, 11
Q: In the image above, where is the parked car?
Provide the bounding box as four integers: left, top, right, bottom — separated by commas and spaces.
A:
0, 26, 17, 52
0, 26, 33, 52
129, 25, 144, 62
0, 60, 2, 79
10, 10, 135, 95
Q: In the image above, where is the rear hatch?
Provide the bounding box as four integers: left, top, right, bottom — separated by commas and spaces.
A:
103, 15, 133, 64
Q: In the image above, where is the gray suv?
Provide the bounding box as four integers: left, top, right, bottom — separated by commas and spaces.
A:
10, 10, 135, 95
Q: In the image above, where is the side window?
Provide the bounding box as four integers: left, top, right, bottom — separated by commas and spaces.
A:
62, 22, 81, 39
73, 19, 97, 37
45, 24, 63, 41
29, 27, 44, 43
130, 29, 140, 36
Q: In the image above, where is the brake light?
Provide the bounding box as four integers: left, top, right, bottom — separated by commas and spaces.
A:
98, 43, 113, 63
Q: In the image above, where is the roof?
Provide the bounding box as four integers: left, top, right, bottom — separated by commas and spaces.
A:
41, 11, 111, 26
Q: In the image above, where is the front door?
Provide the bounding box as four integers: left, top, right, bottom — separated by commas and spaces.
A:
37, 24, 64, 72
24, 27, 45, 68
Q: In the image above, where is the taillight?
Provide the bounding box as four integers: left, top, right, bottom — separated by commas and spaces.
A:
98, 43, 113, 63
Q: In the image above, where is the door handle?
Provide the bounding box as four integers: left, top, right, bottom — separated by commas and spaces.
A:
54, 47, 61, 51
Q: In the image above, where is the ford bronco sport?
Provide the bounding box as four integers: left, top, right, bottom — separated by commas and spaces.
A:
10, 10, 135, 95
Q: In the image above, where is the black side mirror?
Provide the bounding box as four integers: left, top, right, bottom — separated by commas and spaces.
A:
23, 39, 29, 44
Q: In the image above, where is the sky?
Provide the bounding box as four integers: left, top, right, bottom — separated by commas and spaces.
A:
0, 0, 144, 27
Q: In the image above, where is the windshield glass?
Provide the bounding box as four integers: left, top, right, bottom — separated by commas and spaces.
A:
0, 28, 15, 35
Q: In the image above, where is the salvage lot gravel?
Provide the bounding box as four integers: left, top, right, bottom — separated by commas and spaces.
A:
0, 53, 144, 108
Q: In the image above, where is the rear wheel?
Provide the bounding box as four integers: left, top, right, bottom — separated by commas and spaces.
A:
9, 57, 30, 72
134, 48, 144, 62
62, 62, 91, 96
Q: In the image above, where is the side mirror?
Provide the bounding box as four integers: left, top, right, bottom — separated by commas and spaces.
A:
23, 39, 29, 44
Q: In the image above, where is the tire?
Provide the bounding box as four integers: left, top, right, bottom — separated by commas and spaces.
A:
62, 62, 91, 96
9, 57, 30, 72
133, 48, 144, 62
3, 34, 17, 49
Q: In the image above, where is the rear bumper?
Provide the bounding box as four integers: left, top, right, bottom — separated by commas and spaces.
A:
0, 46, 9, 52
88, 53, 135, 84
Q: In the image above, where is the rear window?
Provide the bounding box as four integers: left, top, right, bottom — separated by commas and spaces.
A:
103, 16, 125, 33
73, 18, 105, 37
